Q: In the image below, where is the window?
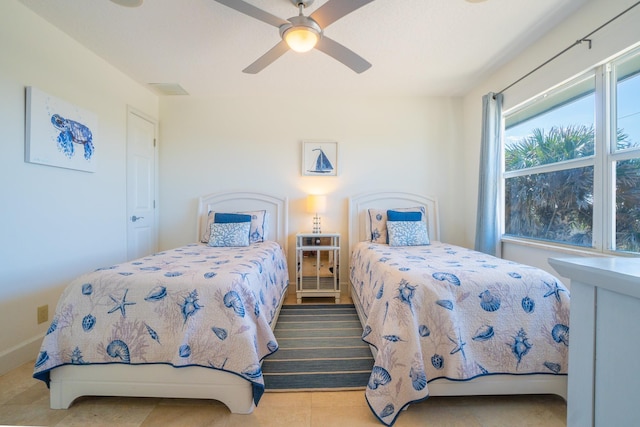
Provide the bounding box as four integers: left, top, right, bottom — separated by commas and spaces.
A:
503, 45, 640, 254
612, 49, 640, 252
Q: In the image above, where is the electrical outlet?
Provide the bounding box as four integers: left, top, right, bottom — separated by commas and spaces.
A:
37, 305, 48, 325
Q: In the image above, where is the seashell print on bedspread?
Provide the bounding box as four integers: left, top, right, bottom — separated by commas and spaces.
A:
350, 241, 569, 426
33, 241, 289, 406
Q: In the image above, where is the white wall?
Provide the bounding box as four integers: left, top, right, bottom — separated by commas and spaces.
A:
0, 1, 159, 373
462, 0, 640, 275
158, 95, 464, 288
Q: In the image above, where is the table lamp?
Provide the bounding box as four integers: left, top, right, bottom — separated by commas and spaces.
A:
307, 195, 326, 234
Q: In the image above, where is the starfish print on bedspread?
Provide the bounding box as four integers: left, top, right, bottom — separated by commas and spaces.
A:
108, 289, 136, 317
448, 330, 467, 360
543, 280, 567, 303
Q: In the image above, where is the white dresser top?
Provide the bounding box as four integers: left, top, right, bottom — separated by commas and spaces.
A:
549, 257, 640, 299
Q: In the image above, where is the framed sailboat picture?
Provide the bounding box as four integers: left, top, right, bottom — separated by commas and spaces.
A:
302, 141, 338, 176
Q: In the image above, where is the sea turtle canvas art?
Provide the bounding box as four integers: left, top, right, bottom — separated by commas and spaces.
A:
51, 113, 94, 160
26, 86, 98, 172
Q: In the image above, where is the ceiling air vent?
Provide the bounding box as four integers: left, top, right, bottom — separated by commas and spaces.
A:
147, 83, 189, 96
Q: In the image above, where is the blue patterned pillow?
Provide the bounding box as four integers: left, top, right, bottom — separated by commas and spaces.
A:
387, 220, 430, 246
368, 207, 425, 243
208, 222, 251, 247
202, 210, 269, 243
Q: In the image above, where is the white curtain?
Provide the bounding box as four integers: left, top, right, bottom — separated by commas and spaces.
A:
474, 92, 503, 256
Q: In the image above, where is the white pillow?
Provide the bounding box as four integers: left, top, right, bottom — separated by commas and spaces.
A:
208, 222, 251, 247
202, 210, 215, 243
387, 220, 430, 246
244, 210, 268, 243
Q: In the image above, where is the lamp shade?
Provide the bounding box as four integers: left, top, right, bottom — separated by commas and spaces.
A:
307, 195, 327, 214
284, 27, 319, 53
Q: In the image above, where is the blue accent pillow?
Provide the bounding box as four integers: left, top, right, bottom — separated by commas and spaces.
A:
386, 210, 422, 243
387, 220, 430, 246
387, 210, 422, 222
208, 222, 251, 247
214, 213, 252, 223
368, 207, 425, 244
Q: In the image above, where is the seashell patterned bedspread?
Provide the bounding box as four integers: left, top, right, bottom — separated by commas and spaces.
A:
350, 241, 569, 426
33, 241, 289, 405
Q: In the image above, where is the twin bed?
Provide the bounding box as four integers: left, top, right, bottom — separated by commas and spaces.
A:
348, 192, 569, 425
33, 191, 289, 414
33, 190, 569, 426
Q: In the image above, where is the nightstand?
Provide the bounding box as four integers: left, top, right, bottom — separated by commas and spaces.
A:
295, 232, 340, 304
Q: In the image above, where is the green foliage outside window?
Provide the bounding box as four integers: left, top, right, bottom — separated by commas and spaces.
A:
504, 126, 640, 252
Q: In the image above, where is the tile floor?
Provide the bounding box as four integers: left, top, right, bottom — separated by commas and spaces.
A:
0, 294, 567, 426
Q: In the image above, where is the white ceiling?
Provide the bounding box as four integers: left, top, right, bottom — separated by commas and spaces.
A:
18, 0, 590, 97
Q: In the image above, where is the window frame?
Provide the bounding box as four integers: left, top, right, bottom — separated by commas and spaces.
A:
501, 44, 640, 256
609, 48, 640, 254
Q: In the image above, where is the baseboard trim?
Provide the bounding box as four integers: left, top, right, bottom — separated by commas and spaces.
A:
0, 334, 43, 375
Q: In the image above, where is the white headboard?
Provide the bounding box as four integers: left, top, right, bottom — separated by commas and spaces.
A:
348, 191, 440, 254
197, 191, 289, 254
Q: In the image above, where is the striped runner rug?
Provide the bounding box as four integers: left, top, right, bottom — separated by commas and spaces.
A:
263, 304, 374, 391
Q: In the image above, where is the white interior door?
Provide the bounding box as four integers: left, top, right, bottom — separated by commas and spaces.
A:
126, 108, 157, 260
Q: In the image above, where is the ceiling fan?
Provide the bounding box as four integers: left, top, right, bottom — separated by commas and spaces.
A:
214, 0, 374, 74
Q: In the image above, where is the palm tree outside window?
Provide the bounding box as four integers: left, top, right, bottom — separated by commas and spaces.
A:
502, 46, 640, 254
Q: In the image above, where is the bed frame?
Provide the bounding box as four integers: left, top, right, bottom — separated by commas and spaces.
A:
48, 191, 289, 413
348, 191, 567, 400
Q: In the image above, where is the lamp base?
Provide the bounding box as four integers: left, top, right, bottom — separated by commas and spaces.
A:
312, 215, 321, 234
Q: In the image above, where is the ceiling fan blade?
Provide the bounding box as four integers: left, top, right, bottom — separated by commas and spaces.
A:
214, 0, 288, 28
309, 0, 375, 28
242, 40, 290, 74
315, 36, 371, 74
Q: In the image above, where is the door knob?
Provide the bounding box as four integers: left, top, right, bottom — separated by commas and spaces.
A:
131, 215, 144, 222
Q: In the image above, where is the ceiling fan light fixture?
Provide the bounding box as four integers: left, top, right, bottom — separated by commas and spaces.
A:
216, 0, 371, 73
280, 15, 321, 53
284, 27, 319, 52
